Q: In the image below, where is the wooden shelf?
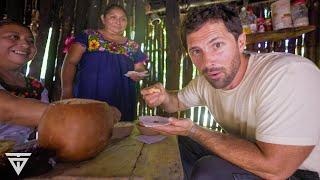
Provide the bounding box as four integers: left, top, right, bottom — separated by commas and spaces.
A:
246, 25, 316, 45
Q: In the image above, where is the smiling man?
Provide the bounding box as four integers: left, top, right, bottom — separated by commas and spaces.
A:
141, 4, 320, 180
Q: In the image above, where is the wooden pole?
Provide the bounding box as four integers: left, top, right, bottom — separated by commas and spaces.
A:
134, 0, 146, 45
87, 0, 101, 30
165, 0, 182, 90
165, 0, 182, 118
44, 0, 62, 101
305, 0, 319, 65
51, 0, 76, 101
125, 0, 134, 39
6, 0, 24, 23
28, 0, 53, 79
74, 0, 89, 35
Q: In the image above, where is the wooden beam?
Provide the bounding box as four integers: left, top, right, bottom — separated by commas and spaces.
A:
146, 0, 240, 15
246, 25, 316, 45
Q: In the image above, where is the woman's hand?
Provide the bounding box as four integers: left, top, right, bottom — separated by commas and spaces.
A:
132, 62, 147, 82
128, 72, 144, 81
150, 117, 194, 136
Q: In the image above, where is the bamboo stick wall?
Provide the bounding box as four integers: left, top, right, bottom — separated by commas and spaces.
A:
1, 0, 319, 130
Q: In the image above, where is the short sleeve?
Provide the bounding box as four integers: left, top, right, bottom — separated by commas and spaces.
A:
73, 31, 88, 48
132, 47, 148, 64
256, 61, 320, 145
178, 76, 206, 108
41, 88, 49, 103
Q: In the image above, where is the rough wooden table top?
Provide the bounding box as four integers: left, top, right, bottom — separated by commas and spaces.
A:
29, 127, 184, 180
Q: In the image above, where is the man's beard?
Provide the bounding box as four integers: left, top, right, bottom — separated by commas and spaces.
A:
203, 57, 241, 89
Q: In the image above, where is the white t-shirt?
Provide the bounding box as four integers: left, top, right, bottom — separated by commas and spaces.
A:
178, 52, 320, 174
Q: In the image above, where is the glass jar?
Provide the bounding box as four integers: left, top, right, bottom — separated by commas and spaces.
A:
291, 0, 309, 27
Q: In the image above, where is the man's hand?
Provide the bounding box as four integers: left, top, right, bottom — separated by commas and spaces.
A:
150, 117, 194, 136
140, 83, 168, 108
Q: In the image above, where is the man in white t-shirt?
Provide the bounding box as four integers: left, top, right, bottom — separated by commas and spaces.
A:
141, 4, 320, 180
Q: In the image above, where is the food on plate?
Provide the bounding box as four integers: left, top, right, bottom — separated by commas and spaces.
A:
139, 115, 170, 127
148, 88, 161, 93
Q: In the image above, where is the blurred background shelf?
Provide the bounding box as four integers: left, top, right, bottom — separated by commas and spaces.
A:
246, 25, 316, 44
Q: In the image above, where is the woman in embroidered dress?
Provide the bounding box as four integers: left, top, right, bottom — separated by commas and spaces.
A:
61, 4, 148, 122
0, 19, 49, 145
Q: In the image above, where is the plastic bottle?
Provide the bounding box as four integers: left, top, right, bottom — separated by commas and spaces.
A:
247, 6, 257, 33
239, 7, 251, 34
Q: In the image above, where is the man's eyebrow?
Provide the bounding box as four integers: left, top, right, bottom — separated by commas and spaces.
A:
208, 37, 220, 44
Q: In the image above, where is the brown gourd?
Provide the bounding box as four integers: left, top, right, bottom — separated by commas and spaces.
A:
38, 98, 115, 161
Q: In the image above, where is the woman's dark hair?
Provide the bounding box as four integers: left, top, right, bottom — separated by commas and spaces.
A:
0, 19, 33, 34
101, 4, 127, 17
181, 4, 242, 49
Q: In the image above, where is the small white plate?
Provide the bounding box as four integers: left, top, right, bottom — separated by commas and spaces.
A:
124, 71, 149, 77
139, 116, 170, 127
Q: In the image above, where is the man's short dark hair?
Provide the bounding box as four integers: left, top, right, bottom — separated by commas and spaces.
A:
181, 4, 242, 50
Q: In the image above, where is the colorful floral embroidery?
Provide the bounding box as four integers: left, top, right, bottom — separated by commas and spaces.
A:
85, 30, 140, 60
88, 39, 100, 51
0, 77, 44, 100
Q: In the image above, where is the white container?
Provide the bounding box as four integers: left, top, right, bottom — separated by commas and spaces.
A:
271, 0, 293, 30
291, 0, 309, 27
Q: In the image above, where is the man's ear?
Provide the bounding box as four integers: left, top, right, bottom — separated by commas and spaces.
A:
237, 33, 246, 53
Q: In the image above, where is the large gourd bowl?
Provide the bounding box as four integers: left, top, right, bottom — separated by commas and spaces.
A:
38, 98, 115, 161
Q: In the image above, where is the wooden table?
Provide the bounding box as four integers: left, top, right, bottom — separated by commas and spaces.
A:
30, 128, 184, 179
